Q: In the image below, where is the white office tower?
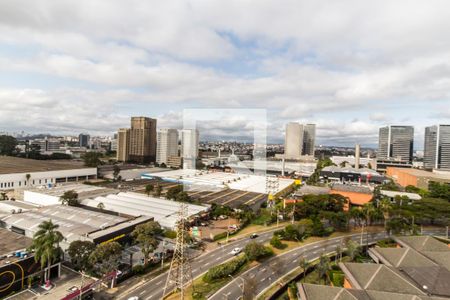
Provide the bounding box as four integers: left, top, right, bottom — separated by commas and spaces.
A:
284, 122, 304, 160
156, 129, 179, 166
181, 129, 199, 169
378, 125, 414, 162
302, 124, 316, 156
424, 124, 450, 171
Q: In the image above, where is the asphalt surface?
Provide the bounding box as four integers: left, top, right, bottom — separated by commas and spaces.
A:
116, 229, 278, 300
209, 229, 449, 300
209, 232, 387, 300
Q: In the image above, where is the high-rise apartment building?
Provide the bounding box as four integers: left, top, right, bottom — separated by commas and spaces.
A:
79, 133, 90, 148
156, 129, 179, 166
117, 128, 130, 162
116, 117, 157, 163
181, 129, 199, 169
284, 122, 316, 159
377, 125, 414, 162
424, 124, 450, 170
302, 124, 316, 156
285, 122, 304, 160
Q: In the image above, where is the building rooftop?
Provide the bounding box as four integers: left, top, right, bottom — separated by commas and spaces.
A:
0, 156, 91, 175
394, 236, 450, 252
0, 228, 32, 258
387, 167, 450, 179
1, 205, 129, 242
379, 190, 421, 200
25, 183, 117, 200
297, 283, 449, 300
81, 191, 209, 228
331, 184, 373, 194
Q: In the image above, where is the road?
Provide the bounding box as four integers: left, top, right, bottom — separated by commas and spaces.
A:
117, 229, 278, 300
209, 232, 387, 300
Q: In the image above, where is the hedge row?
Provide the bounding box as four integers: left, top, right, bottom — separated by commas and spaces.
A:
203, 255, 247, 282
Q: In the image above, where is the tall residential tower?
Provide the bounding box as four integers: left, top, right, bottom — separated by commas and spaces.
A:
117, 116, 157, 163
284, 122, 316, 159
156, 129, 179, 166
424, 124, 450, 170
377, 125, 414, 162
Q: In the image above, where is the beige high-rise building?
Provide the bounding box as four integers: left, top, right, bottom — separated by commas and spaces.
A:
156, 128, 179, 166
284, 122, 304, 160
116, 128, 130, 162
116, 116, 157, 163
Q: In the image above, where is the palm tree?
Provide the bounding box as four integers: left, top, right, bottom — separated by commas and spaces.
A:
362, 202, 376, 226
29, 220, 63, 285
316, 254, 331, 284
349, 207, 363, 228
145, 184, 154, 196
345, 239, 361, 261
298, 255, 310, 282
378, 198, 392, 231
25, 173, 31, 186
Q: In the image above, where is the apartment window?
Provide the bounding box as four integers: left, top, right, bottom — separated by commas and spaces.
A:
39, 179, 41, 184
32, 180, 35, 184
45, 179, 47, 183
19, 181, 21, 187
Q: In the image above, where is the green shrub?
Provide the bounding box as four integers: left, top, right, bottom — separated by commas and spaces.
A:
132, 265, 145, 274
213, 231, 228, 241
270, 235, 287, 249
244, 242, 274, 261
203, 255, 247, 282
163, 229, 177, 239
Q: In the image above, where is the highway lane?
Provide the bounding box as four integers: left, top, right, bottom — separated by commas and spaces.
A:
116, 229, 279, 300
209, 232, 387, 300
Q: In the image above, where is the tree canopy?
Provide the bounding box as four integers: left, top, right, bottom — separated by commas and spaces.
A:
131, 221, 162, 265
89, 242, 122, 275
68, 240, 96, 271
82, 152, 103, 167
0, 135, 18, 156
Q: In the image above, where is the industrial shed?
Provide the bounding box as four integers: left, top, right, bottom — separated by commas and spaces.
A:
81, 192, 209, 228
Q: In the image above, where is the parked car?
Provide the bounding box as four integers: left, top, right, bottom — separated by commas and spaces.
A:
230, 247, 242, 255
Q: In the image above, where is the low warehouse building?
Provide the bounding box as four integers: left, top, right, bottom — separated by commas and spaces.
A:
23, 183, 117, 206
0, 156, 97, 191
0, 205, 152, 248
386, 167, 450, 190
81, 192, 209, 228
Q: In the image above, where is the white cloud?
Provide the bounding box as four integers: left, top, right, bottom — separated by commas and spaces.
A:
0, 0, 449, 146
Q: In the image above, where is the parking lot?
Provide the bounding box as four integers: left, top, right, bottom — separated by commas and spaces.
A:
188, 189, 267, 209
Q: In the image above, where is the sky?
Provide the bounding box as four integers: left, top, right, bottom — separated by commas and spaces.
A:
0, 1, 449, 148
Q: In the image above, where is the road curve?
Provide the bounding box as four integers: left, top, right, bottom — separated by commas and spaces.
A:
117, 229, 279, 300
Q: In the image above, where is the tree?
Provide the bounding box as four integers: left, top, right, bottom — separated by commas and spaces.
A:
335, 244, 343, 263
82, 152, 103, 167
166, 185, 183, 200
60, 190, 79, 206
429, 181, 450, 201
244, 242, 272, 261
349, 207, 364, 228
0, 135, 18, 156
362, 202, 376, 225
112, 165, 121, 181
97, 202, 105, 210
89, 242, 122, 275
0, 192, 8, 200
298, 256, 310, 282
131, 221, 162, 265
175, 191, 191, 203
68, 240, 96, 271
29, 220, 63, 284
25, 173, 31, 186
155, 185, 162, 197
378, 198, 392, 231
145, 184, 154, 196
345, 240, 361, 261
316, 254, 331, 284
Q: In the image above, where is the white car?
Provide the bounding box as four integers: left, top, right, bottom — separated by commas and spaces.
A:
230, 247, 242, 255
128, 297, 139, 300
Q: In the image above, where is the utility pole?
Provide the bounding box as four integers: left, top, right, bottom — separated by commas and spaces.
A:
360, 223, 364, 246
163, 203, 194, 300
79, 271, 85, 300
291, 204, 295, 224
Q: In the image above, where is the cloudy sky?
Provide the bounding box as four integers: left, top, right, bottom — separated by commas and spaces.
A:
1, 1, 449, 148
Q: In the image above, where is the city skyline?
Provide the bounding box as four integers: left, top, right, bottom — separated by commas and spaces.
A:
1, 1, 450, 147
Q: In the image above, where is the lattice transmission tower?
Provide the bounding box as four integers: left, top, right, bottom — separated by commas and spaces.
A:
163, 203, 194, 299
